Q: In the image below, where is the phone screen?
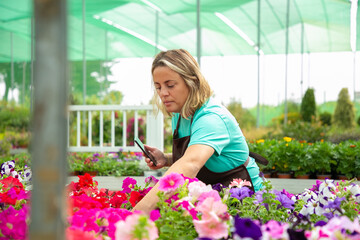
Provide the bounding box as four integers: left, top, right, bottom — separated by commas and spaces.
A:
134, 137, 157, 166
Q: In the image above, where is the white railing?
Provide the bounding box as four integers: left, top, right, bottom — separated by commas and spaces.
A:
67, 105, 164, 152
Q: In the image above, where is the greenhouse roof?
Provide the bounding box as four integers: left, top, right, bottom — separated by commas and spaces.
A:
0, 0, 358, 62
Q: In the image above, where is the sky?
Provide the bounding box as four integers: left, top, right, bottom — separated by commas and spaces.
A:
1, 51, 359, 108
108, 51, 360, 108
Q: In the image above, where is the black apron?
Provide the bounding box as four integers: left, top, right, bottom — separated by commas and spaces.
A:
172, 115, 255, 191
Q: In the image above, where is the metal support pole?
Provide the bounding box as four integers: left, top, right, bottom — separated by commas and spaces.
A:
196, 0, 201, 66
30, 0, 68, 239
31, 17, 34, 111
10, 32, 14, 101
155, 11, 159, 55
256, 0, 261, 128
284, 0, 290, 126
82, 0, 86, 134
353, 51, 357, 103
300, 22, 304, 99
22, 62, 26, 104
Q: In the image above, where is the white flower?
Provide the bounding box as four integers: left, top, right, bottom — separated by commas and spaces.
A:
348, 184, 360, 203
319, 179, 336, 196
299, 197, 325, 216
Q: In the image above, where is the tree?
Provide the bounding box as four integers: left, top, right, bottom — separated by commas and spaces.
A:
332, 88, 355, 129
300, 88, 316, 122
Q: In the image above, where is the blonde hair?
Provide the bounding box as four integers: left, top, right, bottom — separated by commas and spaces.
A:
151, 49, 213, 118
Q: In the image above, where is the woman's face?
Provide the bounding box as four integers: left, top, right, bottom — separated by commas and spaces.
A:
153, 66, 190, 113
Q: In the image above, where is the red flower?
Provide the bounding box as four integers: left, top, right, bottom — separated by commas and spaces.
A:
110, 192, 128, 208
129, 191, 143, 207
78, 173, 98, 188
0, 176, 24, 192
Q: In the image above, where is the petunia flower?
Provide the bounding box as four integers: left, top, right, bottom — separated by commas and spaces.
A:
122, 177, 137, 193
193, 214, 229, 239
233, 216, 262, 240
261, 220, 289, 240
230, 186, 253, 201
115, 214, 158, 240
158, 172, 185, 192
229, 178, 252, 188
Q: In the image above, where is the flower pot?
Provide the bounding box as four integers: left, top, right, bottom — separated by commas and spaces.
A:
277, 173, 292, 179
316, 174, 332, 180
295, 174, 310, 179
83, 171, 97, 176
337, 175, 349, 180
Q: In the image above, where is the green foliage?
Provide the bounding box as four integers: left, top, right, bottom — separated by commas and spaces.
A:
327, 128, 360, 144
319, 111, 332, 126
332, 88, 356, 129
357, 116, 360, 126
226, 99, 256, 130
269, 121, 328, 142
248, 139, 360, 178
0, 102, 30, 132
67, 152, 145, 176
300, 88, 316, 122
332, 141, 360, 179
272, 112, 301, 126
4, 131, 30, 148
0, 140, 11, 156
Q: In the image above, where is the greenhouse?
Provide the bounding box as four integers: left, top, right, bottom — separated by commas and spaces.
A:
0, 0, 360, 239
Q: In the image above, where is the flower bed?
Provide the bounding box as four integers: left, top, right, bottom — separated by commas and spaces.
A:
1, 160, 360, 240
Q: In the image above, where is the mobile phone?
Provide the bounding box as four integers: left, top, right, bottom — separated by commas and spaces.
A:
134, 137, 157, 166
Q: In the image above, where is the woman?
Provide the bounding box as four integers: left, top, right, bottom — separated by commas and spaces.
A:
133, 49, 264, 213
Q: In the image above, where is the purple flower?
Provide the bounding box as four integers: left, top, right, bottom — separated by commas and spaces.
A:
324, 196, 345, 210
1, 160, 15, 176
230, 187, 254, 201
93, 153, 100, 157
212, 183, 224, 192
233, 216, 262, 240
275, 192, 295, 210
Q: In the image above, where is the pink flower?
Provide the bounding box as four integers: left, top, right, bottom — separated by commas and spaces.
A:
193, 214, 229, 239
229, 178, 252, 188
196, 197, 227, 220
158, 173, 185, 192
261, 220, 289, 239
197, 190, 221, 204
66, 228, 102, 240
187, 181, 213, 201
115, 214, 158, 240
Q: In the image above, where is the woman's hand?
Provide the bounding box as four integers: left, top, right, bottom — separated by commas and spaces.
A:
143, 145, 167, 169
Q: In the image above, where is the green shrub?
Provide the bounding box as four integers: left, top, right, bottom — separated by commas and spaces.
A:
0, 140, 11, 156
357, 116, 360, 126
274, 121, 329, 142
319, 112, 332, 126
300, 88, 316, 122
327, 128, 360, 144
0, 103, 30, 132
332, 88, 356, 129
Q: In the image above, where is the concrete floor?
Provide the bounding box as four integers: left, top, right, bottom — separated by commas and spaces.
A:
67, 176, 359, 194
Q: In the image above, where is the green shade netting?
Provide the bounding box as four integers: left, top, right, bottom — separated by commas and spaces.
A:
0, 0, 358, 62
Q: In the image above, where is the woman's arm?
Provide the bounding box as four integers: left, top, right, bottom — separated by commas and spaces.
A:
132, 144, 214, 214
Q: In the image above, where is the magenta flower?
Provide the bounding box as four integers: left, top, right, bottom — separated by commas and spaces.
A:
122, 177, 137, 193
149, 209, 161, 221
158, 173, 185, 192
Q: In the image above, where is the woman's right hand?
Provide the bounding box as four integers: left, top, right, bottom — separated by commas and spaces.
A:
143, 145, 167, 169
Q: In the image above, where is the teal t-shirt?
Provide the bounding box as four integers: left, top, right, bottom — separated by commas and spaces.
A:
172, 98, 263, 191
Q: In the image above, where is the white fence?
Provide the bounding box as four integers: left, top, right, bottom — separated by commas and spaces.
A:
67, 105, 164, 153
